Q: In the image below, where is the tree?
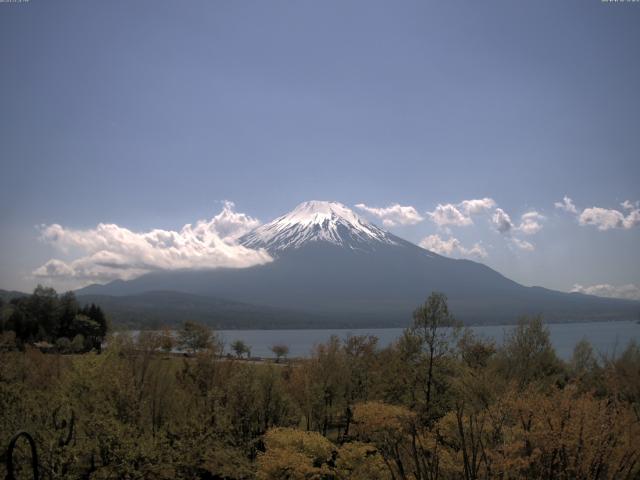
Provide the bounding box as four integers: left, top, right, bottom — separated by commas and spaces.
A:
258, 427, 393, 480
409, 292, 461, 416
89, 303, 108, 338
482, 386, 640, 478
305, 336, 350, 436
57, 291, 79, 339
606, 339, 640, 405
137, 330, 163, 352
71, 314, 102, 351
336, 442, 391, 480
351, 401, 417, 479
159, 326, 174, 353
0, 287, 108, 349
498, 315, 563, 388
271, 344, 289, 363
178, 321, 214, 354
0, 330, 16, 351
71, 333, 86, 353
27, 285, 58, 339
457, 328, 496, 369
80, 303, 108, 350
7, 306, 39, 344
257, 428, 334, 480
56, 336, 71, 353
231, 339, 250, 358
341, 335, 379, 434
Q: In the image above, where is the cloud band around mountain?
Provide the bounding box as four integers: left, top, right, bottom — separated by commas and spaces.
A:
33, 201, 272, 286
571, 283, 640, 301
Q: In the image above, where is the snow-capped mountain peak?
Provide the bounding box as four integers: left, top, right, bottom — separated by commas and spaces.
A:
240, 200, 397, 252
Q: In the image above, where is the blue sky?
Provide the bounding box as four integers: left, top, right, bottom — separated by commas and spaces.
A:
1, 0, 639, 298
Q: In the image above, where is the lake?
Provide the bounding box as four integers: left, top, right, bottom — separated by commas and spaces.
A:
214, 320, 640, 360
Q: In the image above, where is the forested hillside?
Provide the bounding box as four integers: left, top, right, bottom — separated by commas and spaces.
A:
0, 286, 108, 353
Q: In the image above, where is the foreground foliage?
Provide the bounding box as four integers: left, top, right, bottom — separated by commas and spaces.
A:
0, 286, 108, 352
1, 293, 639, 479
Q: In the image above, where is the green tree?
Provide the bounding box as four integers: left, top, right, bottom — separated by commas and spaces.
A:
57, 291, 79, 339
271, 344, 289, 363
71, 314, 102, 351
71, 333, 86, 353
26, 285, 58, 339
498, 315, 563, 388
409, 292, 461, 416
231, 339, 251, 358
570, 339, 598, 375
178, 321, 215, 354
87, 303, 108, 337
457, 328, 496, 369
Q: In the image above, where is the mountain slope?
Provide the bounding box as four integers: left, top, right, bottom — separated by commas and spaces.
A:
77, 201, 640, 326
77, 291, 333, 329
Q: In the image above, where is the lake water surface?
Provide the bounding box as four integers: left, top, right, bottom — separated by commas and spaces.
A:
215, 321, 640, 360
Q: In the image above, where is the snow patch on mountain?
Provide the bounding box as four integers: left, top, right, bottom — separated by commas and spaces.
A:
240, 201, 398, 252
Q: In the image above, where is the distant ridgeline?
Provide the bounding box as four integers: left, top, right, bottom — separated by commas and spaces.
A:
0, 286, 108, 352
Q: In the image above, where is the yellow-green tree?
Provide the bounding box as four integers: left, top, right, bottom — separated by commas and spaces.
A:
257, 427, 334, 480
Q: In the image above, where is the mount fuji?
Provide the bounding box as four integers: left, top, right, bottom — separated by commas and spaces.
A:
77, 201, 639, 328
241, 201, 397, 252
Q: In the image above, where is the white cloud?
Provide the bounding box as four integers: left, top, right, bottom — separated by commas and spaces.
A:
554, 196, 578, 214
33, 259, 75, 278
578, 201, 640, 230
426, 200, 540, 253
208, 200, 262, 240
419, 234, 487, 259
489, 208, 543, 252
510, 237, 535, 252
579, 208, 625, 230
461, 243, 488, 258
516, 211, 545, 235
33, 202, 272, 285
571, 283, 640, 301
490, 208, 514, 234
354, 203, 424, 227
458, 198, 496, 215
427, 197, 495, 228
428, 204, 473, 228
490, 209, 544, 236
556, 196, 640, 231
